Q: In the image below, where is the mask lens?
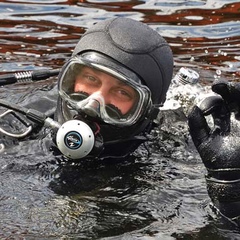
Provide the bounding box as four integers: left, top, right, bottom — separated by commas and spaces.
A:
105, 104, 123, 119
58, 55, 152, 126
69, 92, 89, 101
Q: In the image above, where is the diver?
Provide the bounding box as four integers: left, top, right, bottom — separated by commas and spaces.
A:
0, 17, 173, 160
0, 17, 240, 225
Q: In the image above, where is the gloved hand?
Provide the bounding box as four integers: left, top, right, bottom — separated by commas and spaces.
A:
188, 80, 240, 218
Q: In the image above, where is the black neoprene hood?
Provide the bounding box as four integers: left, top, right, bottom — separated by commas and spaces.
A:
72, 17, 173, 105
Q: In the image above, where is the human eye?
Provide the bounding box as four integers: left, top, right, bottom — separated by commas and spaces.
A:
84, 74, 96, 82
120, 89, 131, 97
82, 73, 100, 86
115, 88, 134, 101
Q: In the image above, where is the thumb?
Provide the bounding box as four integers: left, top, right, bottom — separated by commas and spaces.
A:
198, 95, 230, 135
188, 106, 210, 148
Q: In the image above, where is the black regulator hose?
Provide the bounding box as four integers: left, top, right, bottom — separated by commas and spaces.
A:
0, 69, 60, 85
0, 99, 100, 159
0, 99, 60, 129
0, 99, 45, 123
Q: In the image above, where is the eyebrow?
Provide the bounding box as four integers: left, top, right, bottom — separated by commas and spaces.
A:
117, 80, 127, 86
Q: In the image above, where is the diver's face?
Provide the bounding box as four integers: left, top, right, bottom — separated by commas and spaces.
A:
74, 66, 137, 115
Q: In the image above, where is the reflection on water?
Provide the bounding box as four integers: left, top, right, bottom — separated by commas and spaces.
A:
0, 0, 240, 239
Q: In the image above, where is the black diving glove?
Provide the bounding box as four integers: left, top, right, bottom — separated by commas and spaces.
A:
188, 80, 240, 220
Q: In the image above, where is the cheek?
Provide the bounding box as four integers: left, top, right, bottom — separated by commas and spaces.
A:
74, 82, 83, 92
74, 82, 90, 93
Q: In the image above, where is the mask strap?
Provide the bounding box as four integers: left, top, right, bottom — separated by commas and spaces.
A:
148, 105, 160, 120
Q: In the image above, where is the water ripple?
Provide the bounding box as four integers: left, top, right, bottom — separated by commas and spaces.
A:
0, 0, 240, 239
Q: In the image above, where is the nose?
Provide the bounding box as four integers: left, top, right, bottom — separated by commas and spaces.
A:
96, 86, 111, 105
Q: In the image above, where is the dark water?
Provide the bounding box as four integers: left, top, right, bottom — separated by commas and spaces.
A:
0, 0, 240, 239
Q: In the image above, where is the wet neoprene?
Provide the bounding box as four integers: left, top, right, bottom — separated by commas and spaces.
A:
188, 80, 240, 221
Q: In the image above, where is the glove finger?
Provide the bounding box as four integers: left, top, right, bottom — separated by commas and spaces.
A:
212, 81, 240, 118
212, 80, 240, 103
198, 95, 230, 135
188, 105, 210, 148
229, 82, 240, 120
212, 80, 230, 102
198, 95, 223, 115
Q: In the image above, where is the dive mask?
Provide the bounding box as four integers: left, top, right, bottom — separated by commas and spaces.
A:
58, 52, 152, 126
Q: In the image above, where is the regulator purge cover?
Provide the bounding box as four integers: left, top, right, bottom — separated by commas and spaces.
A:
56, 120, 95, 159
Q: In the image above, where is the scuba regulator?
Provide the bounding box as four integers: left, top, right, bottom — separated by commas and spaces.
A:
0, 99, 102, 159
0, 69, 102, 160
56, 120, 95, 159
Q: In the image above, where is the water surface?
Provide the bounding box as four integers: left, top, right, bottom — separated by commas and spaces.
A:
0, 0, 240, 239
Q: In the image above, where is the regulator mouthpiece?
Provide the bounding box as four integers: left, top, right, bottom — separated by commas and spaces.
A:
56, 120, 95, 159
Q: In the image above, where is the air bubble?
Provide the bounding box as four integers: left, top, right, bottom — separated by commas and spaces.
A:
216, 69, 221, 75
